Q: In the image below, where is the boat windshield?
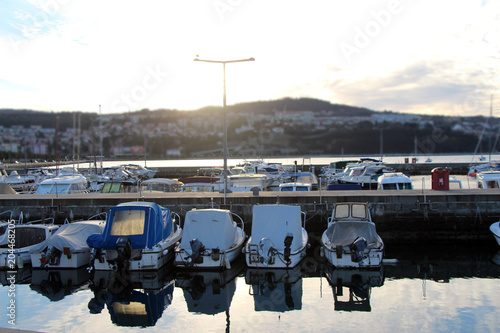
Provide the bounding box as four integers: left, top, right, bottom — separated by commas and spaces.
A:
351, 204, 367, 219
110, 210, 146, 236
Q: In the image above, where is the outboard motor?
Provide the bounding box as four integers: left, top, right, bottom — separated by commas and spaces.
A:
283, 233, 294, 266
349, 237, 367, 263
115, 237, 132, 273
189, 238, 205, 265
40, 246, 60, 268
87, 233, 104, 274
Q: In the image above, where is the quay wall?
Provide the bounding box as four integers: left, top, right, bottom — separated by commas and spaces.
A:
1, 189, 499, 243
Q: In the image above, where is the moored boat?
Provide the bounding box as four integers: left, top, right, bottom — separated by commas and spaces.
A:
377, 172, 413, 190
87, 201, 182, 272
490, 221, 500, 246
30, 219, 106, 269
0, 222, 60, 269
244, 204, 309, 268
320, 202, 384, 269
174, 208, 246, 269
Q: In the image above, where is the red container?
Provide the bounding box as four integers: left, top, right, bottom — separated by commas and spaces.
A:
431, 167, 450, 190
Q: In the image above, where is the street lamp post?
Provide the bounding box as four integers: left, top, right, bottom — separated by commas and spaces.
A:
194, 56, 255, 204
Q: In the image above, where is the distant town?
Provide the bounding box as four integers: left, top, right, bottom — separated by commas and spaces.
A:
0, 98, 497, 162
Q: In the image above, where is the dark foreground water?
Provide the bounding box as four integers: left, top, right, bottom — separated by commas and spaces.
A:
1, 241, 500, 333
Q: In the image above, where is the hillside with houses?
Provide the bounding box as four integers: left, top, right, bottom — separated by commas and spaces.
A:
0, 98, 497, 162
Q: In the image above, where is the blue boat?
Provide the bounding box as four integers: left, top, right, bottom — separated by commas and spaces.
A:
87, 201, 182, 272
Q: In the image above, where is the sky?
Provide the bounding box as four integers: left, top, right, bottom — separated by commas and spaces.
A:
0, 0, 499, 116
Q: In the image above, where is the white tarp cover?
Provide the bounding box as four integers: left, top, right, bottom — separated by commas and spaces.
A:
325, 221, 383, 248
48, 221, 105, 252
180, 209, 237, 250
251, 205, 303, 252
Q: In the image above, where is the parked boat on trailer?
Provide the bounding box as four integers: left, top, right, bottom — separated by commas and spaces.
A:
87, 201, 182, 272
174, 209, 246, 270
244, 204, 309, 269
320, 202, 384, 269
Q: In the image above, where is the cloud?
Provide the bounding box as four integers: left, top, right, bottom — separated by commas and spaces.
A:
327, 61, 496, 116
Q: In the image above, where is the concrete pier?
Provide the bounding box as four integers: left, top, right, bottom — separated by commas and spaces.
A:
1, 189, 499, 242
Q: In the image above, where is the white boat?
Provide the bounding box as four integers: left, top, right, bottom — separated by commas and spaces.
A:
119, 164, 158, 179
214, 167, 271, 192
334, 159, 394, 190
278, 172, 318, 191
141, 178, 183, 192
244, 204, 309, 268
33, 174, 89, 194
0, 223, 60, 269
174, 209, 246, 269
87, 201, 182, 272
30, 219, 106, 269
320, 202, 384, 268
181, 182, 215, 192
377, 172, 413, 190
490, 221, 500, 246
477, 171, 500, 189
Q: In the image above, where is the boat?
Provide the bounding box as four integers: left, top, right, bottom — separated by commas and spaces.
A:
118, 164, 158, 180
181, 182, 215, 192
214, 167, 272, 192
30, 219, 106, 269
476, 171, 500, 189
320, 202, 384, 268
490, 221, 500, 246
278, 172, 318, 191
87, 201, 182, 272
174, 208, 246, 269
0, 222, 60, 269
333, 159, 394, 190
377, 172, 413, 190
467, 163, 500, 177
244, 204, 309, 268
141, 178, 183, 193
33, 174, 89, 194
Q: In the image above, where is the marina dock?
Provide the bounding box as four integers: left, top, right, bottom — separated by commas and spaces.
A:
1, 188, 499, 242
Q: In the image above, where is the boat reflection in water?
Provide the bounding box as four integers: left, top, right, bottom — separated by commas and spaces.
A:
245, 263, 305, 312
30, 267, 91, 302
88, 264, 174, 327
324, 266, 384, 312
175, 256, 245, 315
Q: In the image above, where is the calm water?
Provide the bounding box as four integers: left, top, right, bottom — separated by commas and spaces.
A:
77, 153, 500, 170
2, 240, 500, 333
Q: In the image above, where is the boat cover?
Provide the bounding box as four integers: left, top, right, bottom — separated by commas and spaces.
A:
101, 202, 173, 250
325, 221, 383, 248
180, 209, 237, 250
48, 221, 104, 252
251, 205, 303, 252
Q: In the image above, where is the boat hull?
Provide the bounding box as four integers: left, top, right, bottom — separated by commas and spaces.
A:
92, 230, 181, 271
174, 229, 246, 270
31, 250, 91, 269
244, 229, 309, 269
490, 222, 500, 246
321, 233, 384, 269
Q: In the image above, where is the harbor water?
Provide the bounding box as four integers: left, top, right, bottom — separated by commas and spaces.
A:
1, 238, 499, 332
